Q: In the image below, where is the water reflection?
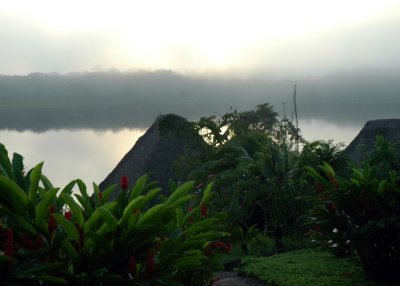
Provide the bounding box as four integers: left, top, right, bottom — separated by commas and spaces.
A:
0, 129, 145, 188
299, 119, 362, 146
0, 120, 361, 189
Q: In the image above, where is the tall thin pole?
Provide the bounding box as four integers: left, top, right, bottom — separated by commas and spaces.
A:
293, 84, 299, 152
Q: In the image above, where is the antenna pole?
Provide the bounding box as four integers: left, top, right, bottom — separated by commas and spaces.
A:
293, 84, 299, 152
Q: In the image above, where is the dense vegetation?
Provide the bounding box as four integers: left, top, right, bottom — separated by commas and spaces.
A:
0, 144, 229, 285
1, 102, 400, 285
238, 249, 375, 286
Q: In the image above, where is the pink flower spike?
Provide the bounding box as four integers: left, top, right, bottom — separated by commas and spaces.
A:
65, 210, 72, 221
200, 202, 208, 218
121, 176, 129, 190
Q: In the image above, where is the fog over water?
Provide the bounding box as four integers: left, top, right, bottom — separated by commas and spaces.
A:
0, 69, 398, 186
1, 0, 399, 187
1, 69, 399, 131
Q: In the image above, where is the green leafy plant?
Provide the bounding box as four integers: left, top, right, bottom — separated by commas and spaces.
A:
0, 143, 229, 285
306, 137, 400, 282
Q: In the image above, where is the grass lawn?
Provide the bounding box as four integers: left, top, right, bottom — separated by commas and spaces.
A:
237, 249, 378, 286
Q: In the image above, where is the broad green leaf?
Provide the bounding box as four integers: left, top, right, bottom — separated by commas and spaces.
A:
129, 174, 149, 200
76, 179, 88, 198
137, 204, 166, 226
85, 231, 113, 253
37, 275, 67, 285
200, 181, 214, 205
35, 188, 58, 226
167, 181, 194, 204
0, 143, 13, 178
97, 207, 118, 232
352, 168, 365, 181
61, 194, 84, 227
92, 182, 101, 204
127, 212, 140, 230
12, 152, 25, 189
176, 207, 184, 227
75, 193, 94, 215
0, 175, 29, 215
102, 183, 117, 202
304, 166, 321, 179
168, 195, 193, 210
84, 202, 117, 232
10, 212, 37, 234
0, 255, 11, 262
187, 231, 225, 241
62, 240, 78, 260
53, 213, 80, 241
120, 195, 144, 226
40, 174, 54, 191
29, 162, 44, 202
59, 180, 77, 196
85, 209, 102, 232
174, 255, 206, 269
185, 218, 220, 236
321, 162, 335, 176
378, 179, 387, 195
135, 188, 161, 209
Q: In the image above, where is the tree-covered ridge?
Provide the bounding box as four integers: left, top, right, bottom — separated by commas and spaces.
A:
1, 68, 400, 131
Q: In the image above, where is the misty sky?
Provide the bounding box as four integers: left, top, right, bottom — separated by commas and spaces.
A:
1, 0, 400, 77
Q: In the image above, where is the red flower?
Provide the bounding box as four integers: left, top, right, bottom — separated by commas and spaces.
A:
36, 235, 44, 250
146, 250, 155, 276
48, 203, 57, 234
205, 241, 232, 256
121, 176, 129, 190
187, 206, 194, 223
196, 182, 205, 189
98, 191, 103, 201
48, 214, 57, 234
327, 173, 339, 188
129, 256, 137, 277
20, 233, 35, 250
315, 182, 325, 194
330, 203, 337, 213
5, 228, 14, 258
65, 210, 72, 221
200, 202, 207, 218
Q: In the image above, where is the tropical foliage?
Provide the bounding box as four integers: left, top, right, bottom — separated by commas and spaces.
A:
306, 136, 400, 283
0, 143, 228, 285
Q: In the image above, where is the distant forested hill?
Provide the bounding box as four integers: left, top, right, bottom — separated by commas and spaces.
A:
0, 69, 399, 131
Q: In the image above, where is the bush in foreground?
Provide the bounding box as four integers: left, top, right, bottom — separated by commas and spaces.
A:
306, 137, 400, 283
0, 143, 229, 285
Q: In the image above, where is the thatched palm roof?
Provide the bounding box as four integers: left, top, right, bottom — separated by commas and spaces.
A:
345, 119, 400, 164
99, 114, 202, 198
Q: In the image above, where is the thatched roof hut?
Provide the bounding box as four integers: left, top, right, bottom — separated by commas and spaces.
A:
345, 119, 400, 164
99, 114, 204, 198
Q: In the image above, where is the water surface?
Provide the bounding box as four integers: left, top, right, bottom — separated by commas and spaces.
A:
0, 120, 361, 189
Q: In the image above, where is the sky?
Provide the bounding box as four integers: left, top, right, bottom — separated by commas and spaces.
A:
1, 0, 400, 77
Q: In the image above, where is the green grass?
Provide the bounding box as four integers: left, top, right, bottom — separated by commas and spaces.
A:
238, 249, 378, 286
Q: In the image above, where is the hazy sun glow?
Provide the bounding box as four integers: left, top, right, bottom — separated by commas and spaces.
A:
1, 0, 399, 74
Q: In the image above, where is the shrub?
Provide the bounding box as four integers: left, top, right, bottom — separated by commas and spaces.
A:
306, 138, 400, 282
0, 143, 228, 285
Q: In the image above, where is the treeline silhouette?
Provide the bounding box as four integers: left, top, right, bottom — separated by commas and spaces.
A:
0, 69, 399, 132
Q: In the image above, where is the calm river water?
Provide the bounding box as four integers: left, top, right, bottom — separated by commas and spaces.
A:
0, 119, 362, 189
